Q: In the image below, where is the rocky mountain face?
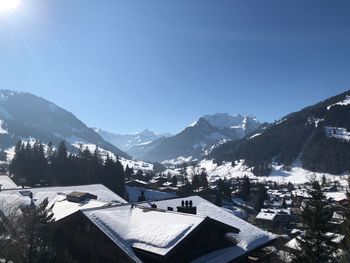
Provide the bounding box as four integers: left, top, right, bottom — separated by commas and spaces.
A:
96, 128, 170, 159
140, 113, 260, 163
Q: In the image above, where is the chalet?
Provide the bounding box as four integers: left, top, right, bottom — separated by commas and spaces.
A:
56, 204, 240, 263
53, 195, 276, 263
256, 209, 292, 231
148, 196, 276, 262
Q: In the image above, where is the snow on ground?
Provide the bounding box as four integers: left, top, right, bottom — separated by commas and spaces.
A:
182, 159, 349, 185
0, 120, 8, 134
72, 142, 153, 171
162, 156, 194, 168
119, 158, 153, 172
325, 126, 350, 141
327, 95, 350, 110
249, 133, 261, 139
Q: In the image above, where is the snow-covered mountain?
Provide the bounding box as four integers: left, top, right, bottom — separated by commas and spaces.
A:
141, 113, 260, 163
95, 128, 171, 158
0, 90, 128, 158
210, 90, 350, 176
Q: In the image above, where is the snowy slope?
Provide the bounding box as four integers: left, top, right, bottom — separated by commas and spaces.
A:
0, 90, 128, 158
165, 158, 349, 185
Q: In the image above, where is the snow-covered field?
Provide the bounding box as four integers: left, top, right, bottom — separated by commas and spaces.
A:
165, 158, 349, 185
325, 126, 350, 141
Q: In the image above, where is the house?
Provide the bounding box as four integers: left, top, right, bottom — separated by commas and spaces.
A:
54, 195, 275, 263
147, 196, 276, 262
256, 209, 292, 231
56, 204, 240, 263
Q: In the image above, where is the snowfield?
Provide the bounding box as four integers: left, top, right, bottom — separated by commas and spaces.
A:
325, 126, 350, 141
167, 159, 349, 185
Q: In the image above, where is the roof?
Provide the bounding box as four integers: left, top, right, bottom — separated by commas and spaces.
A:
325, 192, 347, 201
256, 212, 276, 221
148, 196, 276, 263
0, 176, 18, 189
82, 205, 208, 258
0, 184, 126, 221
1, 184, 126, 204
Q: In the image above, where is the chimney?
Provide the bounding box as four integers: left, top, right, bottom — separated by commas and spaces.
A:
177, 200, 197, 215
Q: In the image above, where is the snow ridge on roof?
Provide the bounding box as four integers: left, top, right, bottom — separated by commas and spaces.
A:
83, 205, 204, 257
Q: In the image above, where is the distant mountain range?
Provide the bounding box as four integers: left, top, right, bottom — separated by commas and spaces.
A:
138, 113, 261, 162
210, 90, 350, 175
2, 88, 348, 177
0, 90, 129, 158
95, 128, 171, 159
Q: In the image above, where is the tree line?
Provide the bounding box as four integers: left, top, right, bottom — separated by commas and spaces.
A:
9, 140, 126, 197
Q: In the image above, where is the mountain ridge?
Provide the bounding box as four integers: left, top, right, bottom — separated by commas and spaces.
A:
140, 113, 261, 162
0, 89, 129, 159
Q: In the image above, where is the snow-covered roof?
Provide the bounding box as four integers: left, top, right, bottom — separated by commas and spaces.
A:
83, 205, 206, 257
285, 233, 344, 251
50, 198, 109, 221
149, 196, 275, 263
285, 237, 301, 251
0, 176, 18, 189
0, 184, 126, 221
325, 191, 347, 201
9, 184, 126, 204
256, 212, 276, 221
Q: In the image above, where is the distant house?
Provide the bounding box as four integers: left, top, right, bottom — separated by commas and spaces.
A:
256, 209, 292, 231
125, 179, 149, 188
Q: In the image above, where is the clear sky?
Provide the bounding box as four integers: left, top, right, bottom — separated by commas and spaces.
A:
0, 0, 350, 134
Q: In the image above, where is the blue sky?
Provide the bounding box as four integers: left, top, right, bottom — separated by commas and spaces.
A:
0, 0, 350, 134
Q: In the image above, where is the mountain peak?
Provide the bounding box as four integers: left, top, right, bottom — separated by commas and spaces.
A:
198, 113, 259, 129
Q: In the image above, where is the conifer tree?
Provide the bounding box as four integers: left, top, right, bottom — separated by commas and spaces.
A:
294, 180, 338, 263
341, 178, 350, 262
240, 175, 251, 201
20, 198, 55, 263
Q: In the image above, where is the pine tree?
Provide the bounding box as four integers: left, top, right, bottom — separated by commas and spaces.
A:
214, 190, 223, 207
240, 176, 251, 201
341, 178, 350, 262
294, 180, 338, 263
20, 198, 55, 263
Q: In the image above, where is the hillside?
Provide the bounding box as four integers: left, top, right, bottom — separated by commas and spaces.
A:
0, 90, 129, 158
210, 90, 350, 175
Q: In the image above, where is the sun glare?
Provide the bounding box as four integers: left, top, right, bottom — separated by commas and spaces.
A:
0, 0, 19, 12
